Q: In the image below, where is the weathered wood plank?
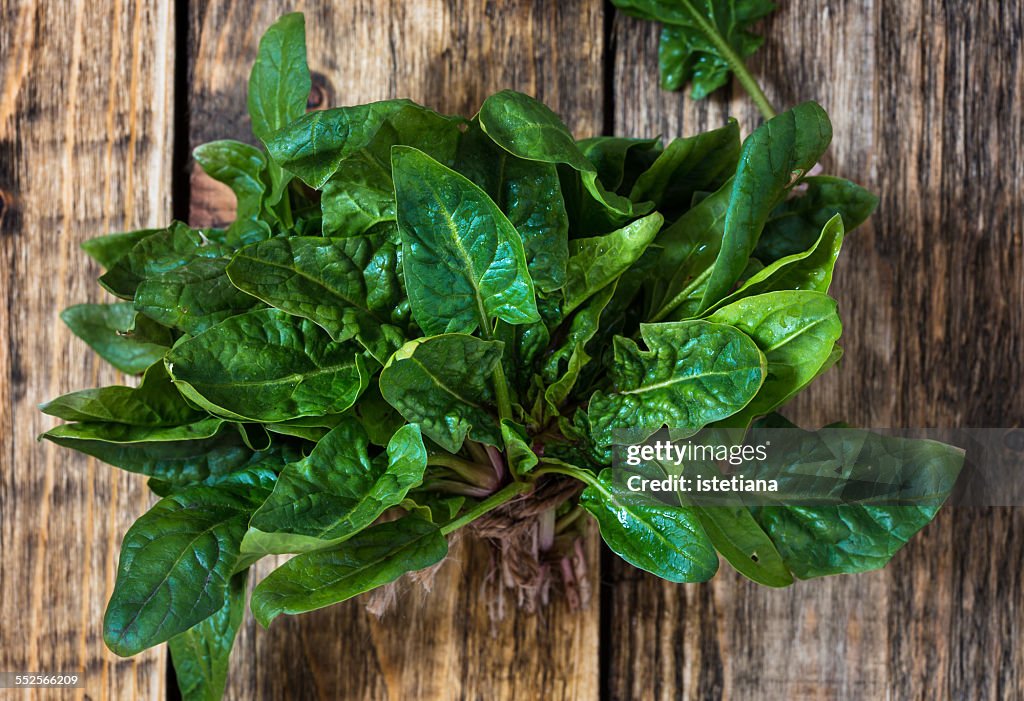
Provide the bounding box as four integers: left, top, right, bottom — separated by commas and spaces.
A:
186, 2, 604, 699
610, 2, 1024, 699
0, 1, 175, 699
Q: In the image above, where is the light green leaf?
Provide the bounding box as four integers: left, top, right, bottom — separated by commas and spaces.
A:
193, 140, 270, 244
392, 145, 539, 335
708, 291, 842, 426
563, 212, 663, 315
248, 12, 310, 143
81, 229, 161, 269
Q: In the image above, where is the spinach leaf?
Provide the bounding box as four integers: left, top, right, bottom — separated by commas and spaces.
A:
193, 140, 271, 244
166, 308, 370, 422
168, 570, 248, 701
392, 145, 539, 335
135, 257, 260, 334
104, 470, 274, 655
379, 334, 503, 452
249, 421, 426, 551
250, 516, 448, 626
588, 320, 765, 446
61, 303, 172, 374
579, 467, 718, 582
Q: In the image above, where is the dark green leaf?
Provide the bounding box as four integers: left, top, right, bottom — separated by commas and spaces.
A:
226, 235, 405, 363
193, 140, 270, 244
248, 12, 310, 143
250, 516, 448, 626
135, 257, 260, 334
104, 473, 270, 655
577, 135, 662, 193
166, 308, 370, 422
249, 421, 426, 551
392, 145, 539, 335
698, 102, 833, 313
588, 320, 765, 446
40, 362, 202, 426
61, 303, 171, 374
168, 570, 248, 701
81, 229, 161, 269
379, 334, 503, 452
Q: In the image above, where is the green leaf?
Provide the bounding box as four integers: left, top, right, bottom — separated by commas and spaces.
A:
168, 570, 248, 701
501, 420, 538, 476
709, 214, 845, 311
249, 421, 426, 551
104, 473, 271, 656
610, 0, 775, 98
748, 430, 964, 578
629, 120, 740, 212
81, 229, 161, 269
61, 303, 171, 374
40, 362, 202, 426
698, 102, 833, 313
457, 121, 570, 292
135, 257, 260, 334
392, 145, 539, 335
322, 105, 464, 237
99, 222, 233, 299
577, 135, 662, 193
708, 291, 842, 426
478, 90, 648, 223
265, 99, 414, 188
226, 235, 405, 363
588, 320, 765, 446
754, 176, 878, 262
40, 418, 253, 482
379, 334, 503, 452
248, 12, 310, 143
250, 516, 448, 626
193, 140, 270, 244
166, 308, 370, 422
579, 468, 718, 582
563, 212, 663, 315
692, 504, 792, 586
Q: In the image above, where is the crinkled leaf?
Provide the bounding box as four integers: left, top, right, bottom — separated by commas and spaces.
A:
588, 320, 765, 446
708, 291, 842, 426
249, 421, 426, 551
392, 145, 539, 335
226, 235, 406, 363
250, 516, 448, 626
61, 302, 172, 374
322, 105, 464, 237
167, 308, 370, 422
135, 257, 260, 334
379, 334, 503, 452
457, 120, 569, 292
265, 99, 414, 188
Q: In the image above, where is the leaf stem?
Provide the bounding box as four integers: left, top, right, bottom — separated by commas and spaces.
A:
426, 453, 497, 488
439, 481, 533, 536
678, 1, 776, 120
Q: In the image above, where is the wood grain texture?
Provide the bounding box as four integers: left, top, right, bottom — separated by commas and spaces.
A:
0, 0, 174, 699
186, 2, 604, 699
610, 2, 1024, 699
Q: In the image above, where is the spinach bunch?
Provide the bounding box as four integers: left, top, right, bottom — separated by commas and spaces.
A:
41, 12, 962, 700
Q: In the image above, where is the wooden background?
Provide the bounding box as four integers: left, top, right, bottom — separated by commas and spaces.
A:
1, 0, 1021, 699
